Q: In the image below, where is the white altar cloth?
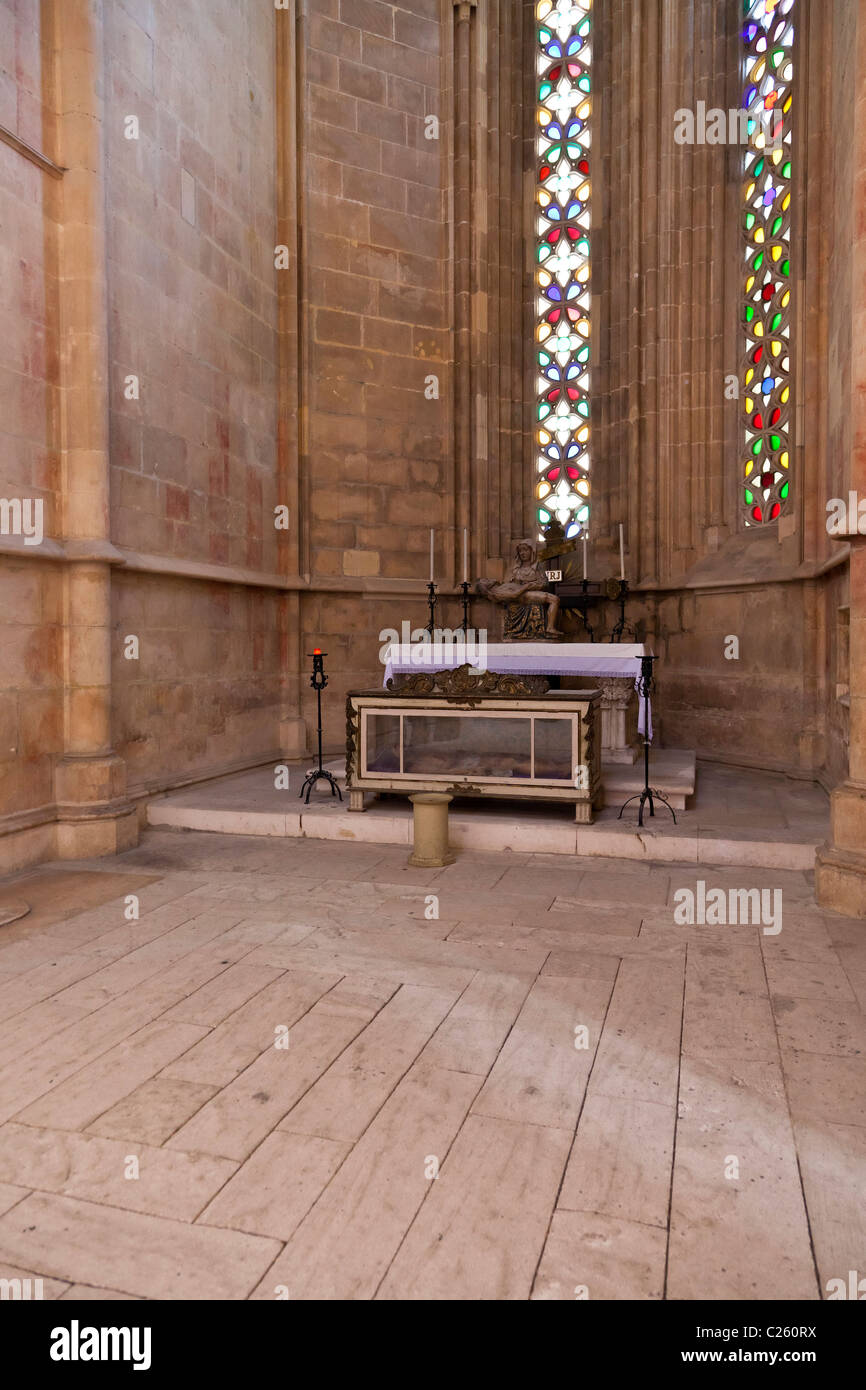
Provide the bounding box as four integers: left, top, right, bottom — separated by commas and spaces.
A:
382, 641, 653, 737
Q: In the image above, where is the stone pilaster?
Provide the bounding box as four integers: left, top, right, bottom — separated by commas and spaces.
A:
817, 535, 866, 915
454, 0, 529, 580
276, 1, 306, 758
52, 0, 136, 856
816, 0, 866, 916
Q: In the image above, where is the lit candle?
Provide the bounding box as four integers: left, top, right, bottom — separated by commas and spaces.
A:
619, 523, 625, 581
582, 535, 587, 580
429, 528, 435, 583
463, 528, 468, 584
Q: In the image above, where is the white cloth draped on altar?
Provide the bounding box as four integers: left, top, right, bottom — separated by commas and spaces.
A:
382, 641, 653, 738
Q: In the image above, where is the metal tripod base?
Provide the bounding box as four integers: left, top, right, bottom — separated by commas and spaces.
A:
617, 787, 677, 828
299, 769, 343, 805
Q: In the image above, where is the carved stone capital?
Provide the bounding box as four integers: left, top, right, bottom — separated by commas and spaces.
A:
596, 676, 635, 709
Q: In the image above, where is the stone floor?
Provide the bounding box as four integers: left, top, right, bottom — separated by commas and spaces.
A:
146, 759, 830, 870
0, 828, 863, 1300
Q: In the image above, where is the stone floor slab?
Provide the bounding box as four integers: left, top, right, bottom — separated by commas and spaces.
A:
199, 1130, 349, 1240
585, 957, 684, 1105
16, 1020, 209, 1132
89, 1077, 219, 1147
532, 1210, 667, 1300
0, 1123, 236, 1221
668, 1058, 817, 1301
0, 827, 854, 1302
471, 974, 614, 1130
255, 1063, 480, 1300
167, 977, 397, 1160
0, 1193, 281, 1299
280, 982, 463, 1143
378, 1114, 571, 1301
558, 1093, 675, 1230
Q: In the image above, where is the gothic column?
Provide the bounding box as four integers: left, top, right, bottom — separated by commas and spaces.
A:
453, 0, 475, 581
276, 0, 306, 757
600, 0, 734, 587
450, 0, 529, 586
816, 0, 866, 916
51, 0, 136, 856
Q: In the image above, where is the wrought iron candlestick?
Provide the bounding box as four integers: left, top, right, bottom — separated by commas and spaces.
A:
459, 580, 471, 635
575, 577, 596, 641
610, 579, 630, 642
425, 581, 438, 635
299, 649, 342, 804
617, 654, 676, 828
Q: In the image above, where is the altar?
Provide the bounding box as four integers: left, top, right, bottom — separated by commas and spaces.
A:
346, 674, 602, 821
383, 641, 648, 764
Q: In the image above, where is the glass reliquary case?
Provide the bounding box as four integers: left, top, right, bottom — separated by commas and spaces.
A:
345, 671, 601, 822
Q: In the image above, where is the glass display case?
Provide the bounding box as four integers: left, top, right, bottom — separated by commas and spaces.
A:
346, 683, 601, 821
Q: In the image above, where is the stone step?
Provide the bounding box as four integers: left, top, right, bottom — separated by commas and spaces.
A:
145, 757, 820, 870
599, 749, 696, 811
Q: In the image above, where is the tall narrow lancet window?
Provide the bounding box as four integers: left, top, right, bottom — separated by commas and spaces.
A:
535, 0, 592, 540
741, 0, 796, 526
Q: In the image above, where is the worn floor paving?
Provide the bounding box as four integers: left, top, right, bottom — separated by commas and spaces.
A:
0, 829, 863, 1300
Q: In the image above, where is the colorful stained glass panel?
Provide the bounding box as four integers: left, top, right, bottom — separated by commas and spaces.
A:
536, 0, 592, 540
741, 0, 795, 526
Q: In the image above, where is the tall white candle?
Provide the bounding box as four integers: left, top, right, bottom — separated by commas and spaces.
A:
429, 528, 435, 583
463, 528, 468, 584
582, 535, 587, 580
619, 523, 625, 581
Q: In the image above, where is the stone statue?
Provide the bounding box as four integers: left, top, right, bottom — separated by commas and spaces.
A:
476, 540, 563, 641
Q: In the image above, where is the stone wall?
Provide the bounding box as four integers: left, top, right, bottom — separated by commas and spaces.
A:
104, 0, 285, 777
297, 0, 451, 743
0, 1, 64, 839
590, 0, 846, 784
821, 0, 858, 789
0, 0, 861, 873
296, 0, 532, 747
111, 571, 284, 793
817, 0, 866, 912
0, 0, 291, 869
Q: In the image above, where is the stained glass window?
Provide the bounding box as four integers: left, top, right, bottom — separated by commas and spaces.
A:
741, 0, 795, 526
535, 0, 592, 541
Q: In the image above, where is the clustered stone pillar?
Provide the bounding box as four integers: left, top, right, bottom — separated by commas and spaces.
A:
817, 0, 866, 917
450, 0, 528, 584
52, 0, 136, 857
275, 0, 306, 760
817, 538, 866, 915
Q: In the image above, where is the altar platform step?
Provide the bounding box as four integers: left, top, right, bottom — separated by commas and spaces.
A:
599, 749, 695, 810
145, 759, 828, 871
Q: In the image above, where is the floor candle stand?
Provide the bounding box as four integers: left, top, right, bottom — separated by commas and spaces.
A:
617, 654, 676, 827
574, 578, 597, 641
299, 649, 342, 804
459, 580, 471, 635
425, 581, 438, 635
610, 579, 634, 643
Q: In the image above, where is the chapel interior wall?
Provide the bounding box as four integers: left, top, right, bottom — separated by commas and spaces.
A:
0, 0, 858, 872
0, 0, 64, 855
